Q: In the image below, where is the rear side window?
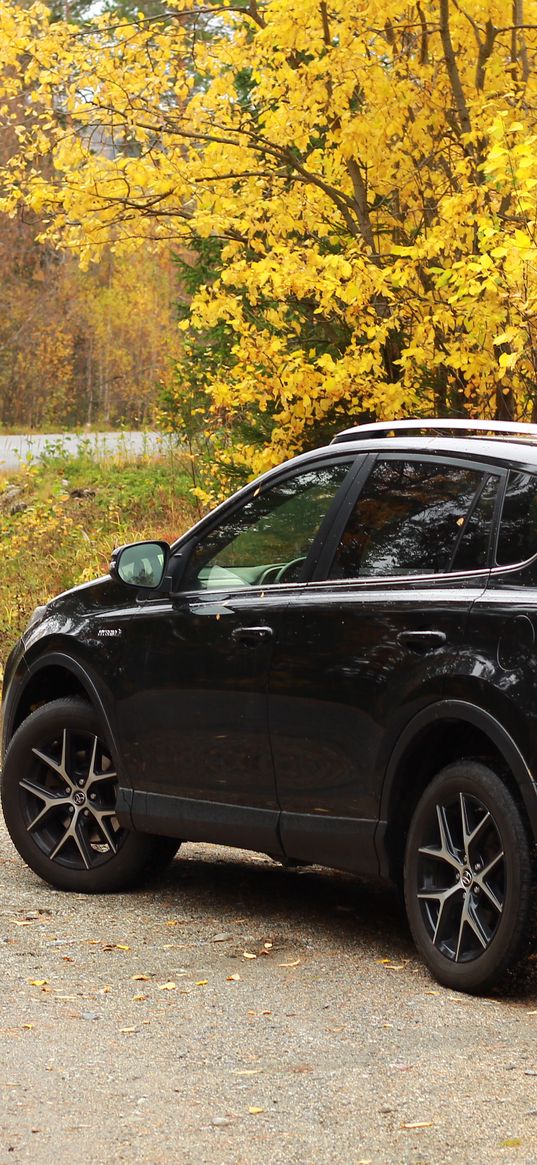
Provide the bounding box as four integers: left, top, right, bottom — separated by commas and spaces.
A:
496, 470, 537, 566
329, 458, 499, 580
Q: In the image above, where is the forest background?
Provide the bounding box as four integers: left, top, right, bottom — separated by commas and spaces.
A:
2, 0, 537, 651
2, 0, 537, 496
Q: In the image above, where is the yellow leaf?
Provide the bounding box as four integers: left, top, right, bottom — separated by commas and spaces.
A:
248, 1107, 264, 1114
157, 981, 177, 991
29, 979, 47, 987
196, 979, 208, 986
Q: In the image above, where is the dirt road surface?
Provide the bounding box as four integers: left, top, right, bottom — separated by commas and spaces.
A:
2, 816, 537, 1165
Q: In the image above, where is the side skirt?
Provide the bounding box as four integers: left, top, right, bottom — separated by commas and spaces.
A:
279, 812, 380, 877
117, 788, 382, 878
119, 788, 285, 858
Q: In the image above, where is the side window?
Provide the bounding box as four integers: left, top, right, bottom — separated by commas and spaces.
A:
329, 458, 499, 580
451, 473, 500, 572
184, 461, 352, 590
496, 470, 537, 566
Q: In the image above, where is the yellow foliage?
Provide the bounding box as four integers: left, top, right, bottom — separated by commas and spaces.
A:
2, 0, 537, 488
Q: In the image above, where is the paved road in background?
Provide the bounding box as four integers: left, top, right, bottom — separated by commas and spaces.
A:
2, 817, 537, 1164
0, 432, 170, 471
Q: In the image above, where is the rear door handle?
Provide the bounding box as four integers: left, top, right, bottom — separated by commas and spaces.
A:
231, 626, 274, 647
397, 630, 447, 650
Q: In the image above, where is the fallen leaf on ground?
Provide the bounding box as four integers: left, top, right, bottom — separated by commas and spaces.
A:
401, 1121, 433, 1129
132, 974, 152, 982
196, 979, 208, 986
29, 979, 47, 987
227, 974, 241, 982
157, 981, 177, 991
248, 1107, 264, 1114
278, 959, 301, 967
242, 951, 257, 960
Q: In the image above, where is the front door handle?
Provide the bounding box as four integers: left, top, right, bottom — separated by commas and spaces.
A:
231, 626, 274, 647
397, 630, 447, 650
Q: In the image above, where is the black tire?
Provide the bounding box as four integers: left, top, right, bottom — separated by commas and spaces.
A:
1, 697, 157, 892
404, 761, 533, 994
147, 836, 182, 876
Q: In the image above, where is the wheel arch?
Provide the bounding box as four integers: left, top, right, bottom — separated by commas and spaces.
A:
6, 652, 118, 761
377, 699, 537, 884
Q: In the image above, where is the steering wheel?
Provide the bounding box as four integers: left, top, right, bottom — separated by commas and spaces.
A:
274, 556, 307, 583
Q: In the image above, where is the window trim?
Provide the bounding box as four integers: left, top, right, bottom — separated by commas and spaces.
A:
491, 466, 537, 572
312, 452, 508, 585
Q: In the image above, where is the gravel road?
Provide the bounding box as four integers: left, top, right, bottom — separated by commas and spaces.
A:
2, 817, 537, 1165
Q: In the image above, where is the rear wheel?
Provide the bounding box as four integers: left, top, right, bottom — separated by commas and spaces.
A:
1, 698, 157, 892
404, 761, 533, 993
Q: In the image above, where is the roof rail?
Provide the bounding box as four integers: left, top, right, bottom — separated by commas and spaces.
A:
331, 418, 537, 444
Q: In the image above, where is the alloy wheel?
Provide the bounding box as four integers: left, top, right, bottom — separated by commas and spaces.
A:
415, 791, 505, 963
19, 726, 125, 871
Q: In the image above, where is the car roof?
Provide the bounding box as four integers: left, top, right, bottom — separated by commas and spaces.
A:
328, 420, 537, 470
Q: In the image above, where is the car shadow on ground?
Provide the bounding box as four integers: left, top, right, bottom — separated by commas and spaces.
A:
146, 844, 537, 1002
151, 844, 412, 952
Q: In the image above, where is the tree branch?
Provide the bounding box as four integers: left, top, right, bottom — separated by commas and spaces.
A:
439, 0, 472, 138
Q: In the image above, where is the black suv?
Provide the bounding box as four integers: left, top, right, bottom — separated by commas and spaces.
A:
4, 418, 537, 994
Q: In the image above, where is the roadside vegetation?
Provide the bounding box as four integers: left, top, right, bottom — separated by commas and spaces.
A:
0, 443, 200, 668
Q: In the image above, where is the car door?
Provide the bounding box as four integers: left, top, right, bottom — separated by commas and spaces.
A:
113, 455, 356, 849
268, 453, 504, 875
463, 465, 537, 775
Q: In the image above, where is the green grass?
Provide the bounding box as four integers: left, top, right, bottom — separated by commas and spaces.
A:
0, 443, 201, 671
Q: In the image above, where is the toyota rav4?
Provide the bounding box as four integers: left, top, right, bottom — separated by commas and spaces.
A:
3, 418, 537, 994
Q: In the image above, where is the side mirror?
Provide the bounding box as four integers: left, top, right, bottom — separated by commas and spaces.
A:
109, 541, 170, 590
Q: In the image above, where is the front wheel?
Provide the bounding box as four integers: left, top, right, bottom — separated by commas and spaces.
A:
1, 697, 157, 892
404, 762, 534, 993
